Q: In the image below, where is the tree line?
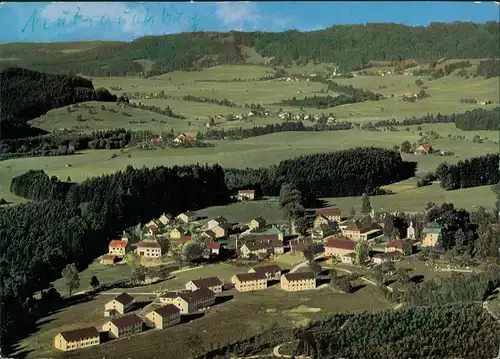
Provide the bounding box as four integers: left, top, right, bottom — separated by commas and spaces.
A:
436, 153, 499, 190
1, 23, 498, 76
0, 67, 119, 139
223, 147, 417, 198
454, 106, 499, 130
0, 164, 230, 354
0, 128, 134, 159
476, 59, 500, 79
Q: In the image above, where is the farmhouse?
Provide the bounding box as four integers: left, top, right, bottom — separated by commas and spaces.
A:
206, 216, 228, 230
159, 213, 172, 225
248, 216, 267, 230
170, 227, 189, 239
373, 251, 403, 264
311, 223, 335, 239
209, 222, 231, 238
206, 241, 221, 256
186, 277, 224, 293
324, 236, 357, 258
385, 239, 412, 255
415, 144, 433, 155
248, 264, 282, 280
176, 211, 199, 224
101, 254, 118, 265
102, 313, 144, 339
280, 272, 316, 292
54, 326, 100, 352
172, 287, 216, 314
158, 290, 191, 305
239, 237, 284, 259
237, 189, 256, 201
340, 252, 357, 265
421, 221, 443, 247
104, 292, 134, 316
108, 239, 128, 257
290, 237, 314, 254
136, 239, 162, 258
174, 133, 197, 144
315, 208, 341, 223
232, 272, 268, 292
146, 304, 181, 329
341, 221, 382, 241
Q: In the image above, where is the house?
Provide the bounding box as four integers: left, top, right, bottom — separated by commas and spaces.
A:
201, 230, 217, 241
102, 313, 143, 339
407, 222, 415, 239
280, 272, 316, 292
416, 144, 433, 154
170, 227, 188, 239
136, 239, 162, 258
206, 216, 228, 230
158, 290, 191, 305
206, 241, 221, 256
248, 216, 266, 230
159, 213, 172, 225
108, 239, 128, 257
171, 287, 216, 314
385, 239, 412, 255
210, 222, 231, 238
239, 238, 284, 259
421, 221, 443, 247
104, 293, 134, 317
324, 236, 357, 258
477, 99, 490, 105
174, 133, 196, 144
54, 326, 100, 351
341, 221, 382, 241
185, 277, 223, 293
146, 220, 164, 235
176, 211, 199, 224
315, 208, 341, 223
311, 223, 335, 239
290, 237, 314, 254
237, 189, 256, 201
248, 264, 282, 280
244, 225, 284, 241
232, 272, 267, 292
340, 252, 357, 265
101, 254, 118, 265
373, 251, 403, 265
146, 304, 181, 330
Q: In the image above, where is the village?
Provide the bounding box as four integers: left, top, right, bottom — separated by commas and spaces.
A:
52, 188, 446, 353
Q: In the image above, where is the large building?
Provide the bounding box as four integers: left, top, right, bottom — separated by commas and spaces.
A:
102, 313, 144, 339
136, 239, 162, 258
185, 277, 224, 293
104, 292, 134, 317
421, 222, 443, 247
280, 272, 316, 292
324, 236, 357, 258
248, 264, 282, 280
171, 287, 216, 314
146, 304, 181, 330
54, 326, 100, 351
108, 239, 128, 257
232, 272, 268, 292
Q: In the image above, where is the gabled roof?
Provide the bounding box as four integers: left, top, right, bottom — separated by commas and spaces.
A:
213, 216, 228, 223
234, 272, 267, 282
325, 237, 357, 251
251, 216, 266, 225
109, 239, 128, 248
423, 221, 443, 234
113, 292, 134, 306
59, 326, 99, 342
386, 239, 408, 249
207, 241, 221, 249
109, 313, 143, 329
177, 287, 215, 303
137, 240, 161, 248
316, 208, 341, 217
182, 211, 198, 217
251, 264, 282, 274
284, 271, 315, 281
153, 304, 181, 317
190, 276, 223, 288
204, 230, 217, 238
180, 236, 192, 241
238, 189, 255, 194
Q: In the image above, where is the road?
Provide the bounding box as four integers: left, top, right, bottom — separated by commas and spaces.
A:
289, 253, 325, 274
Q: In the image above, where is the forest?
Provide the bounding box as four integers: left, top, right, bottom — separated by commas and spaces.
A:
476, 59, 500, 79
0, 164, 229, 354
0, 128, 134, 159
435, 153, 499, 190
294, 303, 500, 359
223, 147, 417, 197
454, 106, 500, 130
0, 67, 121, 139
0, 22, 498, 76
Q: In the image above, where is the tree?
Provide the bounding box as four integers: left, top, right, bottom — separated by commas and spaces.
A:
361, 193, 372, 214
302, 247, 314, 263
350, 207, 356, 217
383, 214, 395, 236
401, 140, 412, 153
66, 176, 72, 182
90, 275, 100, 290
182, 241, 203, 263
61, 263, 80, 296
373, 265, 385, 285
294, 214, 313, 236
355, 240, 370, 265
395, 267, 410, 284
279, 183, 302, 208
329, 268, 338, 281
393, 145, 400, 152
309, 261, 322, 275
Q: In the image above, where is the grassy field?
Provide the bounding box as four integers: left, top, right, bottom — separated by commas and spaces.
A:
17, 261, 391, 359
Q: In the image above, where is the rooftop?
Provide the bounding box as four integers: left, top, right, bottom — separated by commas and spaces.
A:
190, 277, 223, 288
113, 292, 134, 306
137, 240, 161, 248
109, 313, 143, 329
109, 239, 128, 248
251, 264, 282, 273
284, 272, 316, 281
325, 236, 357, 251
178, 287, 215, 303
153, 304, 181, 317
234, 272, 267, 282
59, 326, 99, 342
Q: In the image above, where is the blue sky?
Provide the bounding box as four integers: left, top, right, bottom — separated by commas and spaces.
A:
0, 1, 499, 43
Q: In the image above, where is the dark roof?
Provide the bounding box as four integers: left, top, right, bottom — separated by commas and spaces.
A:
244, 240, 282, 251
325, 237, 357, 251
252, 264, 282, 274
178, 287, 215, 303
252, 216, 266, 224
234, 272, 267, 282
204, 230, 217, 238
60, 326, 99, 342
214, 216, 228, 223
190, 276, 223, 288
113, 292, 134, 305
160, 290, 190, 298
183, 211, 198, 217
137, 240, 161, 248
109, 313, 143, 329
284, 272, 316, 281
153, 304, 181, 317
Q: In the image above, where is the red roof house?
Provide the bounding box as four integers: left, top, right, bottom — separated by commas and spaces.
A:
109, 240, 128, 248
316, 208, 341, 217
325, 236, 357, 257
207, 242, 221, 250
137, 240, 161, 248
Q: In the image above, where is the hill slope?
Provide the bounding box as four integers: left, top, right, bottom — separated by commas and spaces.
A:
0, 22, 498, 77
0, 67, 118, 139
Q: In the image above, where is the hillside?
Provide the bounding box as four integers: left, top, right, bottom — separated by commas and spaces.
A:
0, 22, 498, 77
0, 67, 119, 139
